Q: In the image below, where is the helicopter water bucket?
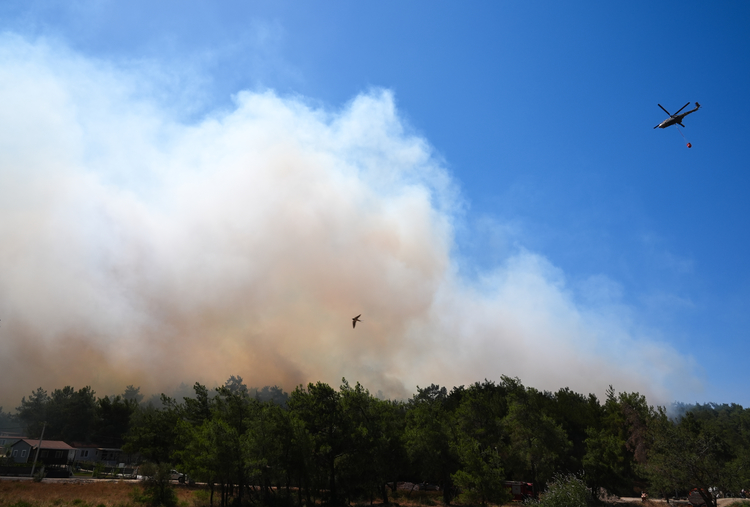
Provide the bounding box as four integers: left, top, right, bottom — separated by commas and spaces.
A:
687, 143, 692, 148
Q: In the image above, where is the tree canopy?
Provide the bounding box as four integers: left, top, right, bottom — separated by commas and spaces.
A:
8, 376, 750, 506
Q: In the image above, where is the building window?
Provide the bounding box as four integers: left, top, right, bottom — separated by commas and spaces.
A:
55, 451, 63, 458
21, 450, 27, 457
12, 450, 17, 457
41, 451, 48, 457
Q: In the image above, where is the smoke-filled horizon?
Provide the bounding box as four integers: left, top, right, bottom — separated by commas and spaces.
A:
0, 35, 703, 411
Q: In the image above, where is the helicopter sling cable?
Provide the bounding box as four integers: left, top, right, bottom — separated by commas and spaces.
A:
676, 125, 692, 148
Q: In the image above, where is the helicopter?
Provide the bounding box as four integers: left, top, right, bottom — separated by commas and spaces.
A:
654, 102, 701, 129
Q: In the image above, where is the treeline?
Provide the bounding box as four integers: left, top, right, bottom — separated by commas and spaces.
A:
6, 376, 750, 507
8, 385, 143, 447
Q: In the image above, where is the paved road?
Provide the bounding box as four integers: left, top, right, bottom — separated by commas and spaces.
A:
0, 476, 193, 485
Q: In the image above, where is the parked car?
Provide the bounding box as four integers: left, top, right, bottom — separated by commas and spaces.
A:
170, 469, 186, 482
170, 469, 195, 484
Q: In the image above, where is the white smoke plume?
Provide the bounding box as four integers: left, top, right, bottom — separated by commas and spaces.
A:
0, 35, 701, 409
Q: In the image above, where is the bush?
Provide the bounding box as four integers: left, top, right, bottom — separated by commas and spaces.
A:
191, 489, 211, 507
32, 466, 45, 482
524, 473, 592, 507
92, 463, 105, 479
135, 463, 178, 507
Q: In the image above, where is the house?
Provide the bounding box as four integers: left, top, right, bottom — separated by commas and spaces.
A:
10, 439, 75, 465
0, 434, 27, 457
72, 443, 124, 465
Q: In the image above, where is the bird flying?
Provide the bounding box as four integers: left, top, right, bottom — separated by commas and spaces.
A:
352, 314, 362, 328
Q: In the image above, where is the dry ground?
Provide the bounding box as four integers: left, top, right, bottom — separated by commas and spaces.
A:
616, 500, 749, 507
0, 481, 748, 507
0, 480, 197, 507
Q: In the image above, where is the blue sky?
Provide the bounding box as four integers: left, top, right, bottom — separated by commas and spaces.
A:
0, 1, 749, 407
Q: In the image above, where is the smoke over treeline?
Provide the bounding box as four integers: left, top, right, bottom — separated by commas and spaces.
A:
0, 34, 701, 410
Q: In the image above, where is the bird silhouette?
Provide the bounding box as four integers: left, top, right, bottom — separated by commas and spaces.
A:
352, 314, 362, 328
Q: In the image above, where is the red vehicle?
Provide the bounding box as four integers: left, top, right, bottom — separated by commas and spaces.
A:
504, 481, 534, 501
688, 488, 710, 507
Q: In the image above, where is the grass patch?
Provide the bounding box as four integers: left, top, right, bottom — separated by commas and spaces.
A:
0, 482, 197, 507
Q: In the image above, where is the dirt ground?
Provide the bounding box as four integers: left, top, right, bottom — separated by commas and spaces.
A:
0, 480, 747, 507
614, 499, 748, 507
0, 480, 196, 507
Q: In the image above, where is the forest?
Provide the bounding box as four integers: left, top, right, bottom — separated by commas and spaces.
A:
3, 376, 750, 507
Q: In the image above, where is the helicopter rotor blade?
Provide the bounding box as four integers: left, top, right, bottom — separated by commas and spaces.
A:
658, 104, 671, 116
673, 102, 691, 116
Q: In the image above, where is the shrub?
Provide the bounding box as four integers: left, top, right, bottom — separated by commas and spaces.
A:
191, 489, 211, 507
92, 463, 105, 479
135, 463, 178, 507
524, 473, 592, 507
32, 466, 44, 482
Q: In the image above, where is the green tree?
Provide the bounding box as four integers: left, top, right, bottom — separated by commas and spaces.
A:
450, 380, 514, 505
124, 395, 181, 463
212, 382, 255, 505
243, 400, 285, 504
644, 411, 742, 507
253, 385, 290, 407
501, 389, 571, 494
48, 386, 97, 442
582, 426, 627, 500
16, 387, 50, 438
288, 381, 349, 506
181, 382, 214, 427
369, 398, 409, 504
336, 379, 409, 505
93, 394, 138, 447
451, 435, 510, 505
17, 385, 98, 442
405, 384, 460, 504
0, 407, 19, 434
582, 387, 652, 498
123, 385, 145, 405
543, 388, 601, 474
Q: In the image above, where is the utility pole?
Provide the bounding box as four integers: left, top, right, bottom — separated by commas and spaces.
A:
30, 422, 46, 479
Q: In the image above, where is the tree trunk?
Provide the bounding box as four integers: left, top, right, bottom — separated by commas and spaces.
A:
330, 457, 337, 505
297, 472, 302, 507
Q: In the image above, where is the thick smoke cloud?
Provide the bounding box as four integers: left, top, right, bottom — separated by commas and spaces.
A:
0, 35, 701, 409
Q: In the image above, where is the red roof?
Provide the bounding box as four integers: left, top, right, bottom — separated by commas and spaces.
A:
16, 439, 74, 450
70, 442, 100, 449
